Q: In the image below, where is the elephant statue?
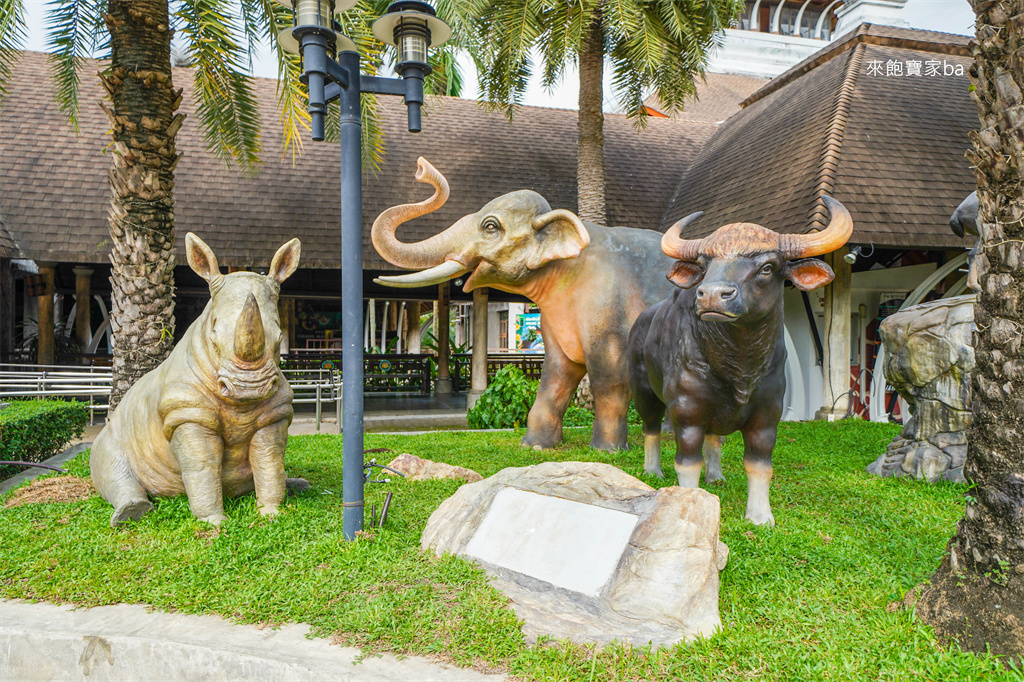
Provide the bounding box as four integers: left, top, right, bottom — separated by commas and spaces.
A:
372, 157, 720, 462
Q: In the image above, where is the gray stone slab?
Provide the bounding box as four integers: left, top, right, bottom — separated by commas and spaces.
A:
0, 600, 504, 682
465, 488, 638, 596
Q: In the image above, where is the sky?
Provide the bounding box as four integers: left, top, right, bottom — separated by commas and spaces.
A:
17, 0, 978, 112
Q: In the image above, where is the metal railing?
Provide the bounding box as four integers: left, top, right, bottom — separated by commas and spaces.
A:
282, 353, 432, 394
450, 353, 545, 392
0, 365, 112, 424
0, 364, 343, 432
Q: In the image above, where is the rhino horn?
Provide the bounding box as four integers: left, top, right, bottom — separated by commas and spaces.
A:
234, 294, 265, 363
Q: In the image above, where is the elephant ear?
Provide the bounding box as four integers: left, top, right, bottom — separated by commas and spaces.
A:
525, 209, 591, 270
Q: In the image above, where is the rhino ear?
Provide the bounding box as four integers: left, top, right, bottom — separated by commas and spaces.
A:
186, 233, 221, 283
667, 261, 704, 289
785, 258, 834, 291
525, 209, 590, 270
270, 238, 301, 283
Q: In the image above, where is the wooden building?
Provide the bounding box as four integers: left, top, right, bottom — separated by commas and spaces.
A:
661, 23, 977, 420
0, 22, 981, 417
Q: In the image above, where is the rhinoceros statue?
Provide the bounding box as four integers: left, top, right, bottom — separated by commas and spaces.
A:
90, 233, 305, 527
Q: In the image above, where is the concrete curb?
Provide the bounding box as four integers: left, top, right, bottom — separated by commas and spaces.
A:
0, 600, 505, 682
0, 443, 91, 496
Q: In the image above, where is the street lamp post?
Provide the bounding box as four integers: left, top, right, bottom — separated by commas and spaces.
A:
275, 0, 450, 540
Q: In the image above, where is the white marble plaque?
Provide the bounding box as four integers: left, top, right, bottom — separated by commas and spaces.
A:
463, 487, 639, 596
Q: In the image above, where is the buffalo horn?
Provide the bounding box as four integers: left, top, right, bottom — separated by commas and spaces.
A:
661, 211, 705, 261
779, 196, 853, 259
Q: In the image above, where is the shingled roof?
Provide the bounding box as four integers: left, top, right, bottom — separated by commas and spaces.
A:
643, 72, 770, 124
660, 24, 977, 250
0, 52, 716, 271
0, 209, 17, 259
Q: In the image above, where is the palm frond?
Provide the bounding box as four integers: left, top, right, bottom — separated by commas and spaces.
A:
175, 0, 262, 175
471, 0, 546, 119
604, 0, 742, 127
0, 0, 27, 101
358, 92, 385, 176
425, 42, 463, 96
45, 0, 108, 133
238, 0, 269, 70
256, 0, 310, 161
536, 1, 589, 92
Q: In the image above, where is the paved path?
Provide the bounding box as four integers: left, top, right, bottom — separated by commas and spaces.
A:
71, 410, 469, 443
0, 600, 506, 681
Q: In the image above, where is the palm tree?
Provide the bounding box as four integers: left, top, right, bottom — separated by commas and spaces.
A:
0, 0, 468, 408
467, 0, 741, 224
917, 0, 1023, 662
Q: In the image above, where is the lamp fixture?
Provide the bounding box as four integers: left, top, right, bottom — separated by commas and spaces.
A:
273, 1, 450, 541
372, 1, 452, 132
843, 244, 875, 265
274, 0, 358, 56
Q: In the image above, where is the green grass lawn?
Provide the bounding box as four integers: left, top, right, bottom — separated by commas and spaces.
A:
0, 421, 1015, 680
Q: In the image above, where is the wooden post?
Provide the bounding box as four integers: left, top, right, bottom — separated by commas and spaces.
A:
407, 300, 421, 353
435, 283, 452, 394
36, 263, 56, 365
0, 259, 14, 361
368, 299, 376, 351
73, 267, 93, 355
815, 248, 852, 420
468, 287, 489, 409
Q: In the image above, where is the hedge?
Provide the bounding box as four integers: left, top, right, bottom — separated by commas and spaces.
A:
0, 400, 89, 480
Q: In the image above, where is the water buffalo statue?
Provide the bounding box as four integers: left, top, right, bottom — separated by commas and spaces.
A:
628, 197, 853, 525
90, 234, 305, 527
371, 156, 720, 457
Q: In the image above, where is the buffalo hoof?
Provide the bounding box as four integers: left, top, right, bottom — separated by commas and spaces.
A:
286, 477, 310, 495
704, 473, 727, 486
745, 509, 775, 527
110, 499, 153, 527
645, 467, 666, 479
589, 439, 628, 453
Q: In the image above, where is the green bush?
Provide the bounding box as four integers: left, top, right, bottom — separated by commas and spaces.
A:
0, 400, 88, 480
469, 368, 643, 430
562, 401, 595, 426
563, 400, 643, 427
467, 365, 538, 429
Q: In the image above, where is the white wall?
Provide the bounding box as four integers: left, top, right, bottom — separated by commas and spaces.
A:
708, 29, 830, 79
485, 301, 529, 351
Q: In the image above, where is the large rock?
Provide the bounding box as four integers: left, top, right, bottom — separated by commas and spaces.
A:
421, 461, 728, 648
386, 454, 483, 482
867, 295, 975, 483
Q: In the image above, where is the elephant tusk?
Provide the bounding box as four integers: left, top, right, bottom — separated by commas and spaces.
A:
374, 260, 469, 289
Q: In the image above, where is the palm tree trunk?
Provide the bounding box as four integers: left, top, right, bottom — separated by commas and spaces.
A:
917, 0, 1024, 662
577, 11, 606, 225
101, 0, 183, 409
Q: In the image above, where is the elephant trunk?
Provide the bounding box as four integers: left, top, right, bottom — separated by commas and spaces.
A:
372, 157, 471, 270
